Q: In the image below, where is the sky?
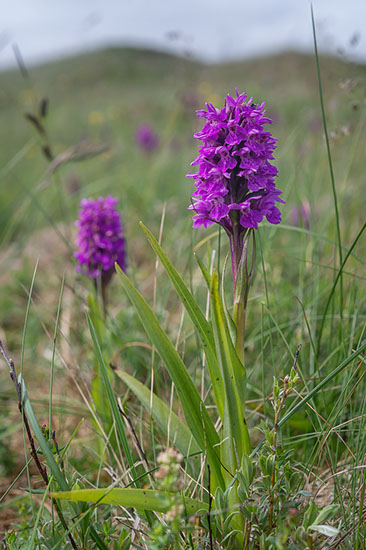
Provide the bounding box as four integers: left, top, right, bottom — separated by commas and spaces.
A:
0, 0, 365, 69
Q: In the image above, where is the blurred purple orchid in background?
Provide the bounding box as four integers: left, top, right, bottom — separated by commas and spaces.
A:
291, 199, 311, 229
136, 124, 159, 153
74, 196, 127, 287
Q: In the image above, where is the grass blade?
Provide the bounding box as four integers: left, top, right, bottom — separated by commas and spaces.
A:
49, 276, 65, 441
89, 528, 110, 550
19, 260, 39, 519
317, 222, 366, 354
311, 4, 344, 329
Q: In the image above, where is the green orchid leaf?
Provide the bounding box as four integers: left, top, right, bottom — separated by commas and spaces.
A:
210, 271, 250, 479
51, 488, 208, 515
140, 222, 224, 419
116, 265, 225, 490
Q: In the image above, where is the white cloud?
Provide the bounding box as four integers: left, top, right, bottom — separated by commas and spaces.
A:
0, 0, 365, 69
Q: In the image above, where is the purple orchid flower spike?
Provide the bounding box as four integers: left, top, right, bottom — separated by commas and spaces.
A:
188, 90, 285, 361
74, 196, 127, 289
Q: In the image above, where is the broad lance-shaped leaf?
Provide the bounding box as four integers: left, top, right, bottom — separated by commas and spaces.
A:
51, 488, 208, 514
196, 252, 237, 352
140, 222, 224, 420
210, 271, 251, 480
51, 487, 244, 533
116, 265, 225, 490
20, 375, 69, 491
115, 370, 200, 456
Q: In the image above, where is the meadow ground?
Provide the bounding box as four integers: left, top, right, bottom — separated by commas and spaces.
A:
0, 47, 365, 547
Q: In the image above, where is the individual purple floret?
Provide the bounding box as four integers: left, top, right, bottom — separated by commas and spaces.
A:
74, 196, 127, 284
187, 90, 285, 233
136, 124, 159, 153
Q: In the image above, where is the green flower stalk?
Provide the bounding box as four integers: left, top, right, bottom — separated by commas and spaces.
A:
232, 229, 256, 363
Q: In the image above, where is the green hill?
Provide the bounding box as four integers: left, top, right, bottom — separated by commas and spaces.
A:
1, 47, 364, 241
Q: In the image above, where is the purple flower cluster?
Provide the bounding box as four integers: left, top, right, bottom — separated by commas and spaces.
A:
74, 196, 127, 281
187, 90, 285, 232
136, 124, 159, 153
